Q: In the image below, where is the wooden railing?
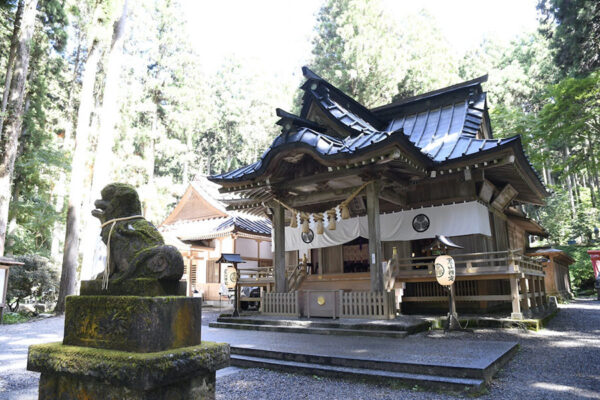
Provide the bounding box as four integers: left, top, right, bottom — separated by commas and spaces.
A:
286, 265, 308, 291
339, 291, 396, 319
394, 250, 545, 279
261, 292, 299, 316
238, 267, 274, 284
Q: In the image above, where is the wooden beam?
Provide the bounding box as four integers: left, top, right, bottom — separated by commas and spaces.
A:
379, 188, 407, 206
276, 165, 389, 191
282, 186, 360, 208
366, 181, 383, 292
273, 202, 287, 293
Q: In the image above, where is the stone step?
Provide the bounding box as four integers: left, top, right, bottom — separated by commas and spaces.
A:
230, 354, 485, 393
216, 316, 430, 334
230, 347, 486, 381
209, 321, 409, 338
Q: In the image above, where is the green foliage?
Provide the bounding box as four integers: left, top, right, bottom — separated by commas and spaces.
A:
310, 0, 402, 107
310, 1, 460, 106
538, 0, 600, 75
2, 311, 34, 324
536, 188, 574, 243
392, 10, 460, 100
555, 245, 596, 290
6, 22, 68, 257
6, 254, 59, 312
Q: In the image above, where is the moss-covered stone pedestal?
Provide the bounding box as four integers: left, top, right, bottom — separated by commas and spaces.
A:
27, 279, 229, 400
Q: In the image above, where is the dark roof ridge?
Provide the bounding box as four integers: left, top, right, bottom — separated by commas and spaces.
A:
275, 108, 323, 131
371, 74, 489, 114
300, 66, 384, 129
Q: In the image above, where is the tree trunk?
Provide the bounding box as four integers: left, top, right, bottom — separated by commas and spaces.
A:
586, 133, 600, 202
563, 146, 576, 217
55, 40, 102, 314
0, 0, 37, 257
50, 36, 83, 261
80, 0, 128, 280
0, 0, 25, 137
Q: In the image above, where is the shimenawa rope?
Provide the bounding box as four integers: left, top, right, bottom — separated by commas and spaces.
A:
100, 215, 144, 289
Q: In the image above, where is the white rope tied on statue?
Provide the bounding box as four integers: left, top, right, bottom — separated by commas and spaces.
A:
100, 215, 144, 290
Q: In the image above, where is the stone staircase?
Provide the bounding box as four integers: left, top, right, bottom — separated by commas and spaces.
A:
228, 345, 517, 393
210, 316, 430, 338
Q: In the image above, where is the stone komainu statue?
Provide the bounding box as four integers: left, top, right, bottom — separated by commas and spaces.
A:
92, 183, 183, 282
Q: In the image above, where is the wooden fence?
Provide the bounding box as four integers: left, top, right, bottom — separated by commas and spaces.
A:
261, 291, 299, 316
339, 291, 396, 319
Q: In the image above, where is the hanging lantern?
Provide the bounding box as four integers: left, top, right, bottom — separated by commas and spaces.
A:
327, 210, 337, 230
315, 214, 324, 235
290, 211, 298, 228
434, 255, 456, 286
341, 204, 350, 219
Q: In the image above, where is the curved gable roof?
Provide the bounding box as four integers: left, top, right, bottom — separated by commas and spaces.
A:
209, 67, 546, 203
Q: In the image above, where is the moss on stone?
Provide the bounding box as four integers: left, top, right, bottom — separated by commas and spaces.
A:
64, 296, 201, 352
28, 341, 229, 390
80, 279, 186, 296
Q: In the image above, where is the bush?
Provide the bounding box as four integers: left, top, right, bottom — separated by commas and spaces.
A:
6, 255, 59, 312
1, 311, 33, 324
556, 245, 597, 290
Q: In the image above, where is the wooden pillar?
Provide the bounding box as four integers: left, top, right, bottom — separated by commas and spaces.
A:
531, 276, 542, 311
273, 202, 287, 293
519, 277, 530, 317
529, 276, 539, 310
535, 276, 544, 309
510, 277, 523, 320
541, 276, 548, 307
366, 181, 383, 292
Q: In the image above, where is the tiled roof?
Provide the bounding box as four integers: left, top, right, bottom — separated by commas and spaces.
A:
216, 215, 272, 235
209, 67, 536, 184
161, 213, 271, 241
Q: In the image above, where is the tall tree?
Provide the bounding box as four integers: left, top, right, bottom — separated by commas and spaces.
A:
6, 25, 68, 256
56, 0, 119, 313
79, 0, 128, 280
310, 0, 401, 107
0, 0, 37, 256
0, 0, 24, 135
538, 0, 600, 75
393, 10, 460, 100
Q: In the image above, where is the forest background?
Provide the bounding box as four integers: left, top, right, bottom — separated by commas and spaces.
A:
0, 0, 598, 314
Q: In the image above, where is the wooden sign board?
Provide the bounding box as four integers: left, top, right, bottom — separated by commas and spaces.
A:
491, 184, 518, 210
478, 180, 495, 203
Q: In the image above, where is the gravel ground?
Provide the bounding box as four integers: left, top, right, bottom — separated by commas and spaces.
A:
1, 300, 598, 399
216, 298, 600, 400
0, 315, 64, 400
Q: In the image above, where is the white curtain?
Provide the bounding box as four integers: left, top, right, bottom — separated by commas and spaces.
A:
276, 201, 491, 252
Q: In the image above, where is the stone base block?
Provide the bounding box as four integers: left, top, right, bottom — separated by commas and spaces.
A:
28, 342, 229, 400
64, 295, 201, 352
80, 279, 186, 296
510, 312, 523, 320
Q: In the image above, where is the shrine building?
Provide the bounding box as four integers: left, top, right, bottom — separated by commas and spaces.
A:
207, 67, 554, 319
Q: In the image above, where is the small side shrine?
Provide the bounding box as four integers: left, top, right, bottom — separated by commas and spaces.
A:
160, 178, 272, 302
527, 247, 574, 299
209, 67, 550, 320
